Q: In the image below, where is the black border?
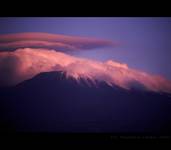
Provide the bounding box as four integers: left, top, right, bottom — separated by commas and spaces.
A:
1, 132, 171, 146
1, 0, 171, 17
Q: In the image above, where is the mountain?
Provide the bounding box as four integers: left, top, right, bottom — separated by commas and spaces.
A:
0, 71, 171, 134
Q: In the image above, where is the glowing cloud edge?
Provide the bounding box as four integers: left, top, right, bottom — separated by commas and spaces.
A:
0, 48, 171, 94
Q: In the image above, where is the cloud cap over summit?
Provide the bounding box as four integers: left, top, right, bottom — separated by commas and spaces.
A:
0, 48, 171, 93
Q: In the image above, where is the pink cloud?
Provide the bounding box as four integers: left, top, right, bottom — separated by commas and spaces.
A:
0, 40, 79, 51
0, 48, 171, 93
0, 32, 117, 51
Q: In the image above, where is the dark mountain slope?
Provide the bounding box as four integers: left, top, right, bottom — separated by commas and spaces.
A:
0, 71, 171, 133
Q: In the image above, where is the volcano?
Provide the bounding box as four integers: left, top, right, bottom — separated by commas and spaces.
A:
0, 71, 171, 134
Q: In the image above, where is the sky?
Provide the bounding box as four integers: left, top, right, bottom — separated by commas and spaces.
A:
0, 17, 171, 80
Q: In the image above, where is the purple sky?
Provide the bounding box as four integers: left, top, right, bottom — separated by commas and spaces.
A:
0, 17, 171, 79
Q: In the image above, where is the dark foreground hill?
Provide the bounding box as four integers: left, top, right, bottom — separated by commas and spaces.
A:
0, 71, 171, 134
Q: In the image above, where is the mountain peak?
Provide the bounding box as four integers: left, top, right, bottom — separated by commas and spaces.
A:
1, 70, 171, 133
0, 48, 171, 93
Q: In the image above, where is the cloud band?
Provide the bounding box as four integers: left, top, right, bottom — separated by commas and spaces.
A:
0, 32, 117, 51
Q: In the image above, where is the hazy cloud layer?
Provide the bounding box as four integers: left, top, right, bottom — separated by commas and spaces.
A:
0, 48, 171, 93
0, 32, 117, 51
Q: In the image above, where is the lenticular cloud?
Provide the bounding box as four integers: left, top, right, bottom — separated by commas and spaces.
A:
0, 32, 116, 51
0, 48, 171, 93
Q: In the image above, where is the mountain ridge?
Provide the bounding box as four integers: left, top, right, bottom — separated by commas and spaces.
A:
0, 71, 171, 133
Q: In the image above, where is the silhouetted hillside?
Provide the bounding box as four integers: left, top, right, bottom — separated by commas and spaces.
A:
0, 71, 171, 134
